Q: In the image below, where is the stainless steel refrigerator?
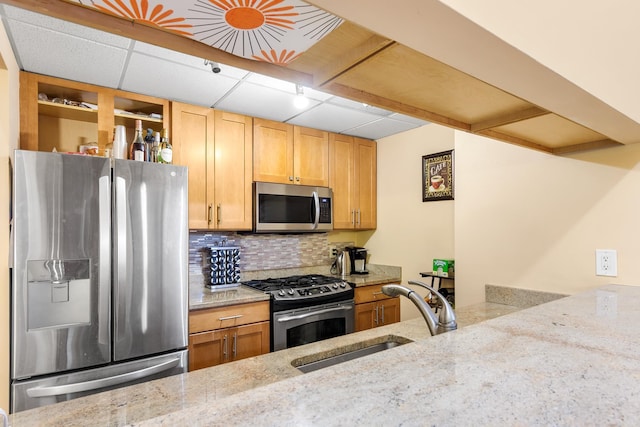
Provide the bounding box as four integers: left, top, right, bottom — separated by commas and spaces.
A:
10, 150, 189, 413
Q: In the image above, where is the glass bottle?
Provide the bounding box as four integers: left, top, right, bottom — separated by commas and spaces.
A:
158, 128, 172, 164
150, 131, 161, 163
144, 128, 154, 162
129, 119, 146, 161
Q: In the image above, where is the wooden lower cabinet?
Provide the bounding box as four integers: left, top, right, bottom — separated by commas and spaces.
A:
189, 322, 270, 371
188, 301, 270, 371
354, 284, 400, 332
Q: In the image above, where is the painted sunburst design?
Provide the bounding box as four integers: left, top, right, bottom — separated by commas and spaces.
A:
71, 0, 343, 64
253, 49, 301, 65
189, 1, 341, 63
91, 0, 193, 36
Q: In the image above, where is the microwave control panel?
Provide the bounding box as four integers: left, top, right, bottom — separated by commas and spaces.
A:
319, 198, 332, 223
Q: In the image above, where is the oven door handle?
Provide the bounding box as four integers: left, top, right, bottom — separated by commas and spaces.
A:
277, 305, 352, 322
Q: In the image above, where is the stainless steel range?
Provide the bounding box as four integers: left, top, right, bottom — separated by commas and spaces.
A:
243, 275, 355, 351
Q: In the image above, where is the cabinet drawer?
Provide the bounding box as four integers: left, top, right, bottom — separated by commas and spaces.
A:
354, 283, 396, 304
189, 301, 270, 333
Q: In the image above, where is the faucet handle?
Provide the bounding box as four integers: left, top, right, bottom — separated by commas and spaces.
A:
407, 280, 457, 329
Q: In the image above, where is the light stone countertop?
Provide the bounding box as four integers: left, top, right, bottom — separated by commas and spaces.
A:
128, 284, 640, 426
7, 300, 516, 426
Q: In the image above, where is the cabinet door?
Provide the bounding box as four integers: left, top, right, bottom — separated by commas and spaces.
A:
294, 126, 329, 186
172, 102, 215, 229
329, 133, 356, 229
355, 301, 377, 332
354, 138, 377, 229
379, 298, 401, 326
231, 322, 270, 362
188, 330, 225, 371
214, 110, 253, 230
253, 118, 294, 184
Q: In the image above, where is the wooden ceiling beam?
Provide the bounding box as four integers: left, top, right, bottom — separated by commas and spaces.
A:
470, 106, 550, 132
552, 139, 623, 155
3, 0, 315, 86
311, 37, 395, 87
476, 129, 554, 153
323, 82, 471, 131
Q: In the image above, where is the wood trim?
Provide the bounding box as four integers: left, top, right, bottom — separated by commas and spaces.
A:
552, 139, 623, 155
470, 107, 550, 132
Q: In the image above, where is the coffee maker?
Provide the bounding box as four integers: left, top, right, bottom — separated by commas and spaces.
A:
346, 246, 368, 275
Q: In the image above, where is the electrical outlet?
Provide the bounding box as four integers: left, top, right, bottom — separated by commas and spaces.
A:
330, 248, 338, 258
596, 249, 618, 277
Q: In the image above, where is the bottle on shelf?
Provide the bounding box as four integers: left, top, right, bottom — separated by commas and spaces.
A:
129, 119, 146, 161
150, 131, 161, 163
157, 128, 172, 164
113, 125, 128, 159
144, 128, 154, 162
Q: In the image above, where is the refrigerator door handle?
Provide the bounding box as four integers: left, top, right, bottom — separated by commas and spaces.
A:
25, 357, 181, 398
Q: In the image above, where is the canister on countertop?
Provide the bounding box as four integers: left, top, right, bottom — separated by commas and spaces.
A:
206, 246, 241, 288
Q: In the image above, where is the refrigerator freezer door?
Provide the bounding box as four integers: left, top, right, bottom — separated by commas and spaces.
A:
112, 160, 189, 361
11, 349, 188, 413
11, 151, 111, 379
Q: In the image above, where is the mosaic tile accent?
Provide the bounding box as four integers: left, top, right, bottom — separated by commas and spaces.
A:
189, 231, 337, 276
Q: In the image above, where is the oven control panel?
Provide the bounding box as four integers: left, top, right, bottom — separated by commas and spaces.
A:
272, 281, 351, 302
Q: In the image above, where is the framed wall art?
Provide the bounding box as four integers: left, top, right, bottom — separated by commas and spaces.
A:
422, 150, 454, 202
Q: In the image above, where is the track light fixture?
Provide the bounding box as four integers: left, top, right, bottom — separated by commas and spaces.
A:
204, 59, 221, 74
294, 84, 309, 108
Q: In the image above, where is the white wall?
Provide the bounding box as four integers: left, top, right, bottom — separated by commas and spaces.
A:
455, 131, 640, 306
364, 124, 455, 320
0, 19, 20, 412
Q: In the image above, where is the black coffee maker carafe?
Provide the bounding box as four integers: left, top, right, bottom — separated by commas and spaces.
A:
346, 246, 368, 275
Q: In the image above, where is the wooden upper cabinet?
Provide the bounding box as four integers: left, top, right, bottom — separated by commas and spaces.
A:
253, 118, 328, 186
172, 102, 253, 230
20, 72, 168, 154
172, 102, 214, 229
213, 110, 253, 230
253, 118, 294, 184
294, 126, 329, 186
329, 134, 377, 229
354, 137, 377, 229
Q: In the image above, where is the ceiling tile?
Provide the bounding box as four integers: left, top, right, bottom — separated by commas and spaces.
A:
7, 20, 127, 88
346, 117, 426, 140
132, 41, 251, 80
216, 82, 320, 122
2, 5, 130, 48
287, 103, 383, 133
121, 53, 239, 106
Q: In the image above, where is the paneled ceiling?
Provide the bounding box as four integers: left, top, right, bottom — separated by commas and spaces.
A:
3, 0, 640, 152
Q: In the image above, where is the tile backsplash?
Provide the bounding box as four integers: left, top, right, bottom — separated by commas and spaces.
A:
189, 231, 352, 277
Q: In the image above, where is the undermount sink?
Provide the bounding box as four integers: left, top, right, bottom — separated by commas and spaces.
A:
292, 335, 412, 373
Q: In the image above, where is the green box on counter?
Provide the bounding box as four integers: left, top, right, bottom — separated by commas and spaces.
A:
433, 259, 454, 277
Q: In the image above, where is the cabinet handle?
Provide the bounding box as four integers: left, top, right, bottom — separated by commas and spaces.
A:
217, 204, 221, 224
357, 209, 361, 226
208, 204, 213, 224
218, 314, 243, 321
223, 334, 228, 361
232, 332, 237, 358
289, 176, 294, 182
374, 306, 379, 326
351, 210, 355, 226
372, 291, 383, 296
381, 304, 385, 324
295, 176, 300, 182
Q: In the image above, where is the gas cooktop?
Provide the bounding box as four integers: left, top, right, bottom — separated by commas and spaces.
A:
243, 274, 354, 309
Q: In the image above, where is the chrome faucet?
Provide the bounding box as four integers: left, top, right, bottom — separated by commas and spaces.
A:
381, 280, 457, 336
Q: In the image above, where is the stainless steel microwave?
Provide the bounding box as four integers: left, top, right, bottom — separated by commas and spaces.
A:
254, 182, 333, 233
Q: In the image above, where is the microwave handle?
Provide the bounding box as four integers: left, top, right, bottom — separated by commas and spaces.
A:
312, 191, 320, 230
